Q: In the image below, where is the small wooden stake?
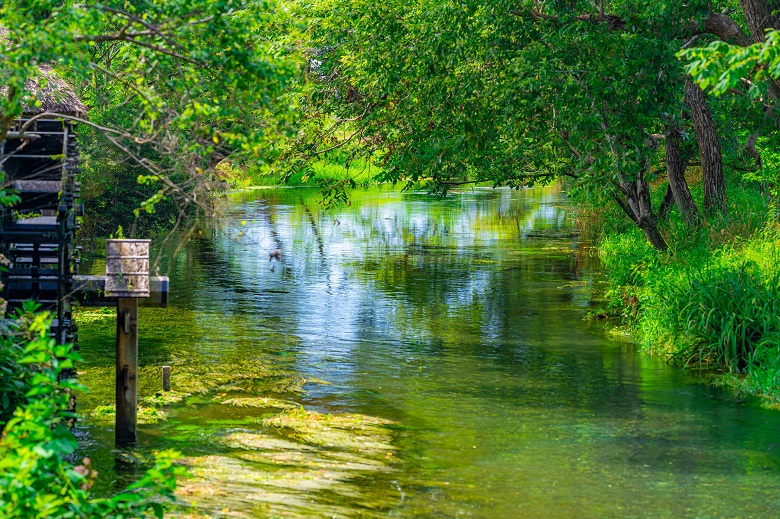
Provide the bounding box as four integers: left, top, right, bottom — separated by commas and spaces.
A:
162, 365, 171, 392
116, 298, 138, 446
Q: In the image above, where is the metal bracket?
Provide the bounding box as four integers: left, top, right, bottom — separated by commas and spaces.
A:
123, 311, 130, 334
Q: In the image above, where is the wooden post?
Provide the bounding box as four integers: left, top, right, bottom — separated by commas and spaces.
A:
116, 298, 139, 446
162, 365, 171, 392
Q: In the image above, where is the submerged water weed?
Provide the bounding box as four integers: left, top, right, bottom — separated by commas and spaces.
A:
80, 360, 302, 412
175, 405, 399, 518
91, 404, 168, 424
218, 396, 298, 409
142, 390, 191, 406
172, 360, 304, 395
263, 407, 397, 454
176, 452, 395, 519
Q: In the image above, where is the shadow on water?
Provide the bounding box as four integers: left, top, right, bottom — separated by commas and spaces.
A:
76, 186, 780, 518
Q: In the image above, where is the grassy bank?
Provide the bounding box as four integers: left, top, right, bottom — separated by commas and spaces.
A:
593, 181, 780, 407
217, 157, 383, 189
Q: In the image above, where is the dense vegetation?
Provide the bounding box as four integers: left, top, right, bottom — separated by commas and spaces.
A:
3, 0, 780, 515
0, 303, 185, 517
273, 0, 780, 402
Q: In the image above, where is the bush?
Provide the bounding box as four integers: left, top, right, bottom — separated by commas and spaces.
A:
0, 305, 186, 518
599, 231, 656, 287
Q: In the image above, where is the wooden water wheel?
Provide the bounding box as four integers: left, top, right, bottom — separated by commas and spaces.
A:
0, 67, 87, 376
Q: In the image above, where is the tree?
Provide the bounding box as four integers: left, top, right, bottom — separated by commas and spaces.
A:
680, 1, 780, 209
284, 0, 771, 248
0, 0, 299, 233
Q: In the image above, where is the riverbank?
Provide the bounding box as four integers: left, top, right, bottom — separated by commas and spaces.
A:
218, 157, 383, 189
591, 180, 780, 408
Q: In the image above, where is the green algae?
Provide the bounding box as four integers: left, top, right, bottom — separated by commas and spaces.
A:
90, 404, 168, 424
218, 396, 298, 410
262, 408, 397, 455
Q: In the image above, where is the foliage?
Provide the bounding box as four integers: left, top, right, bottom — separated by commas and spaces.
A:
599, 196, 780, 400
599, 233, 656, 287
681, 29, 780, 98
674, 262, 780, 372
0, 0, 301, 237
279, 0, 776, 249
0, 305, 186, 518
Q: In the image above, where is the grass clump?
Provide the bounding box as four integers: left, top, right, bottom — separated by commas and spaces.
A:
598, 224, 780, 403
673, 262, 780, 372
73, 306, 115, 325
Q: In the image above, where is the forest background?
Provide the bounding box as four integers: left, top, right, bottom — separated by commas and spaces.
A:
2, 0, 780, 516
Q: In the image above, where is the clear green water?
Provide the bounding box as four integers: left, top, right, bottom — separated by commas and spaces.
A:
76, 186, 780, 518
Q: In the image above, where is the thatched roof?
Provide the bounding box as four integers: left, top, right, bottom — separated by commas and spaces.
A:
23, 64, 87, 117
0, 26, 87, 117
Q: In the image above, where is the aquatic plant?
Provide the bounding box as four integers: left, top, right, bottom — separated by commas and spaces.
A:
91, 403, 169, 424
219, 396, 298, 409
263, 407, 397, 454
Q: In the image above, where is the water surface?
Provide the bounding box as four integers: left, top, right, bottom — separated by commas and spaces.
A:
77, 186, 780, 518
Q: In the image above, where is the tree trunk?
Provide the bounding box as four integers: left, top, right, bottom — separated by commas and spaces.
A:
616, 170, 668, 250
658, 184, 675, 223
665, 126, 700, 227
635, 171, 668, 250
739, 1, 780, 100
740, 0, 780, 43
684, 80, 727, 215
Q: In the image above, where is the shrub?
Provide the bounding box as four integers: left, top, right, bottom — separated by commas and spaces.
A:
599, 231, 656, 287
0, 306, 186, 518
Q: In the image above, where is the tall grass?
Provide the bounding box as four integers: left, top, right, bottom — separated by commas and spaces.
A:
240, 157, 382, 188
673, 263, 780, 372
595, 180, 780, 402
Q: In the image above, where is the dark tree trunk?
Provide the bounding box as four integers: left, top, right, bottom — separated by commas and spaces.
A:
739, 1, 780, 99
635, 172, 668, 250
658, 184, 675, 223
685, 80, 727, 215
745, 133, 763, 169
740, 0, 780, 43
665, 126, 700, 227
616, 170, 668, 250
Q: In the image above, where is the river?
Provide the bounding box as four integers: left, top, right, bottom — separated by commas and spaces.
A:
75, 186, 780, 518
